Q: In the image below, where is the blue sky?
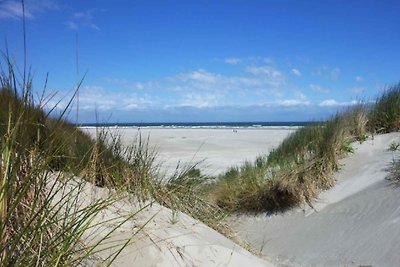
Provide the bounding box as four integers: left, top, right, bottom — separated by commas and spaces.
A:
0, 0, 399, 123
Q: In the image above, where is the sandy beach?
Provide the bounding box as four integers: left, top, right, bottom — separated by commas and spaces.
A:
84, 127, 296, 176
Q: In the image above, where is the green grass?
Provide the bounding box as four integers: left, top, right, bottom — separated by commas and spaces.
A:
0, 51, 227, 264
210, 84, 400, 213
0, 82, 136, 264
388, 142, 400, 151
1, 26, 184, 259
89, 131, 228, 233
368, 82, 400, 133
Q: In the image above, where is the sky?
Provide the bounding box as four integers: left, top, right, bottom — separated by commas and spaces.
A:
0, 0, 399, 123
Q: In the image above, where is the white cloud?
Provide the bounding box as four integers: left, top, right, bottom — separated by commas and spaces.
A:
310, 84, 330, 94
177, 69, 218, 84
355, 76, 364, 82
48, 85, 158, 112
134, 82, 144, 90
78, 86, 116, 110
318, 99, 358, 107
0, 0, 58, 20
262, 57, 274, 64
100, 65, 287, 110
278, 93, 310, 107
291, 68, 302, 77
124, 103, 138, 110
221, 56, 274, 66
330, 67, 341, 80
0, 1, 29, 19
180, 93, 219, 108
279, 99, 310, 107
245, 66, 283, 78
224, 57, 241, 65
66, 9, 101, 31
40, 55, 371, 121
82, 61, 366, 112
169, 67, 284, 94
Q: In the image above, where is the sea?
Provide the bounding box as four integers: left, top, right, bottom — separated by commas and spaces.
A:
80, 121, 316, 129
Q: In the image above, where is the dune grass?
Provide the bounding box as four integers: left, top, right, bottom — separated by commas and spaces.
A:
0, 50, 227, 264
211, 84, 400, 213
0, 74, 138, 264
368, 82, 400, 133
85, 129, 227, 232
0, 56, 126, 265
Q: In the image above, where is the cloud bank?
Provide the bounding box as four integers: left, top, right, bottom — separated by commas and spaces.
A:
44, 56, 366, 123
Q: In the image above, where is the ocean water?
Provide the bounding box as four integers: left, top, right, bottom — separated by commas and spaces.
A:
80, 121, 315, 129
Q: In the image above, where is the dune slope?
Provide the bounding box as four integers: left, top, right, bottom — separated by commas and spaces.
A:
55, 177, 274, 266
232, 132, 400, 267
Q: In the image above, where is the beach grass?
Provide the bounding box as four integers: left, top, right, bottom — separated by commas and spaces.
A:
0, 50, 227, 264
0, 67, 139, 265
368, 82, 400, 133
87, 129, 228, 233
211, 84, 400, 213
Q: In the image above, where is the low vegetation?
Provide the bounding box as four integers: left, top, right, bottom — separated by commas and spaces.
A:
368, 83, 400, 133
387, 141, 400, 184
388, 141, 400, 151
388, 159, 400, 183
0, 67, 134, 264
0, 55, 225, 265
210, 83, 400, 213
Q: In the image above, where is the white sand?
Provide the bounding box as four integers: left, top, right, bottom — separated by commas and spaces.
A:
52, 177, 274, 267
83, 127, 295, 176
232, 132, 400, 267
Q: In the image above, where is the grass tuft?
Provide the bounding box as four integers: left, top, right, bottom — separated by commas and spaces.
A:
210, 84, 400, 213
368, 82, 400, 133
1, 45, 209, 264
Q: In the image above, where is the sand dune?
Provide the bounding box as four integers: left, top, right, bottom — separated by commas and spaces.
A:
232, 133, 400, 266
79, 127, 293, 266
82, 128, 400, 266
54, 177, 274, 267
